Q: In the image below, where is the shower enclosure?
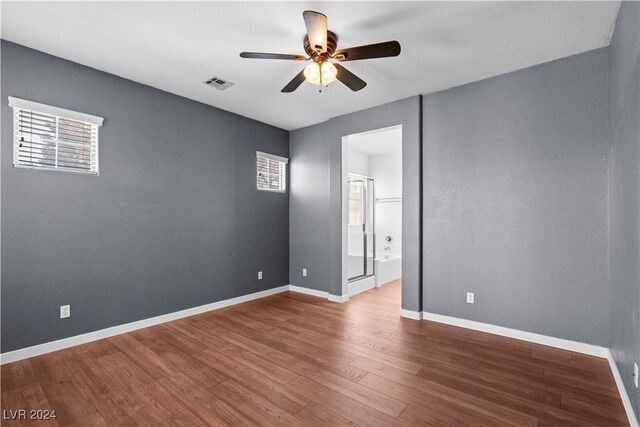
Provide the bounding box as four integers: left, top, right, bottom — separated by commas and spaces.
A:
347, 175, 375, 282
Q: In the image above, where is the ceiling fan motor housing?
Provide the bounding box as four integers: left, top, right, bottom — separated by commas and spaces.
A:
304, 31, 338, 60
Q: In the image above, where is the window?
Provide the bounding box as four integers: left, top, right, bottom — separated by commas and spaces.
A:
257, 151, 288, 192
10, 97, 103, 175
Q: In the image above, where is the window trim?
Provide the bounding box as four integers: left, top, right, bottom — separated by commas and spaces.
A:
9, 97, 104, 125
256, 151, 288, 193
9, 97, 103, 175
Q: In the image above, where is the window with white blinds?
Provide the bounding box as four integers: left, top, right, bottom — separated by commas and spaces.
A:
9, 97, 103, 175
256, 151, 288, 192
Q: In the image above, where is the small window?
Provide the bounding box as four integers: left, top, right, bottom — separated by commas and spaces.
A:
257, 151, 288, 192
9, 97, 103, 175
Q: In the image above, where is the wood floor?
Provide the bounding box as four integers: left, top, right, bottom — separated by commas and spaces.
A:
1, 280, 629, 426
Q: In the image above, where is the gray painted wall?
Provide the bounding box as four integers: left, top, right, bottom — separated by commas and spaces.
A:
1, 41, 289, 353
422, 48, 610, 346
289, 125, 330, 293
290, 97, 422, 311
609, 1, 640, 418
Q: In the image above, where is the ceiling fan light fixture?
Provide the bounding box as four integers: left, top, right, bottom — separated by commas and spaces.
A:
303, 61, 338, 86
321, 62, 338, 84
240, 10, 400, 93
303, 62, 321, 85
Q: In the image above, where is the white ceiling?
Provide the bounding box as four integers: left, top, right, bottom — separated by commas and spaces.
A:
347, 125, 402, 156
1, 1, 620, 130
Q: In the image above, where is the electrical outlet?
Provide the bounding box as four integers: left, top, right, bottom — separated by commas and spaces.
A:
258, 271, 263, 280
303, 268, 307, 277
634, 363, 638, 388
466, 292, 475, 304
60, 305, 70, 319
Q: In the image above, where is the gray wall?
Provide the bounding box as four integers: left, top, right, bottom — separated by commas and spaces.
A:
608, 1, 640, 419
1, 41, 289, 353
422, 48, 610, 346
290, 97, 422, 311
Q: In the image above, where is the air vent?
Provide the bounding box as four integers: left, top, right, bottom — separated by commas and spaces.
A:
204, 76, 234, 91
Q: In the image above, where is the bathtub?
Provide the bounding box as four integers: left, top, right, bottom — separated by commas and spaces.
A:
375, 254, 402, 287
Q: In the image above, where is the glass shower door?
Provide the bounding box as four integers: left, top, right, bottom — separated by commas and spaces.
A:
348, 176, 375, 282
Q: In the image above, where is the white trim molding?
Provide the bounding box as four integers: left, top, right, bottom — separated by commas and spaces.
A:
8, 96, 104, 126
328, 294, 349, 303
606, 349, 640, 427
401, 309, 422, 320
1, 285, 289, 365
287, 285, 328, 299
348, 276, 376, 297
421, 312, 608, 358
287, 285, 349, 303
256, 151, 288, 163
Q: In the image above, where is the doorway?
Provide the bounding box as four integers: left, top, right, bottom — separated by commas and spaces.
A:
342, 125, 403, 299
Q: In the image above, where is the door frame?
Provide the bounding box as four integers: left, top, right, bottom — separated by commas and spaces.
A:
341, 124, 402, 300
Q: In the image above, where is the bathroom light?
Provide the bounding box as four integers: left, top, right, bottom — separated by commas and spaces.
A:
304, 61, 338, 86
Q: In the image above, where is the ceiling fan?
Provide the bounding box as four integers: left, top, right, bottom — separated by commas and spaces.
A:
240, 10, 401, 93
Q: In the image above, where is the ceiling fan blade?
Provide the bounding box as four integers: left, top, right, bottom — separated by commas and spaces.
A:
303, 10, 327, 53
240, 52, 306, 61
281, 69, 307, 93
333, 41, 401, 62
334, 64, 366, 91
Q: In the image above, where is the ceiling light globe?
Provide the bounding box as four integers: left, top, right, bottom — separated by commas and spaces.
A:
321, 62, 338, 84
304, 62, 321, 86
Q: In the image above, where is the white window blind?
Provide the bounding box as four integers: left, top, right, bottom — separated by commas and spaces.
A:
9, 97, 103, 175
256, 151, 288, 192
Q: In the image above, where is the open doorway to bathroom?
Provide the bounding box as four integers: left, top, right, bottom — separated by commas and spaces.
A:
342, 125, 403, 303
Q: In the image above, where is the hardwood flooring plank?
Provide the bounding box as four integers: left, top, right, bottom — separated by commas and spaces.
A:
193, 348, 311, 414
1, 360, 36, 392
98, 352, 185, 423
351, 356, 539, 426
264, 349, 407, 418
157, 409, 210, 427
285, 375, 408, 427
157, 373, 251, 426
211, 341, 299, 385
212, 380, 307, 426
59, 345, 155, 426
107, 333, 176, 380
128, 327, 228, 389
69, 410, 109, 427
2, 383, 59, 427
295, 402, 358, 427
398, 403, 510, 427
360, 372, 517, 427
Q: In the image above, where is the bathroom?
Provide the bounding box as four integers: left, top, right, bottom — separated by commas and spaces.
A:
343, 125, 402, 297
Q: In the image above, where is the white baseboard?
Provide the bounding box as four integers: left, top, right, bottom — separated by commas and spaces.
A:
287, 285, 329, 299
286, 284, 350, 303
348, 276, 375, 297
328, 294, 349, 303
401, 309, 422, 320
0, 285, 289, 365
606, 349, 640, 427
421, 312, 608, 358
